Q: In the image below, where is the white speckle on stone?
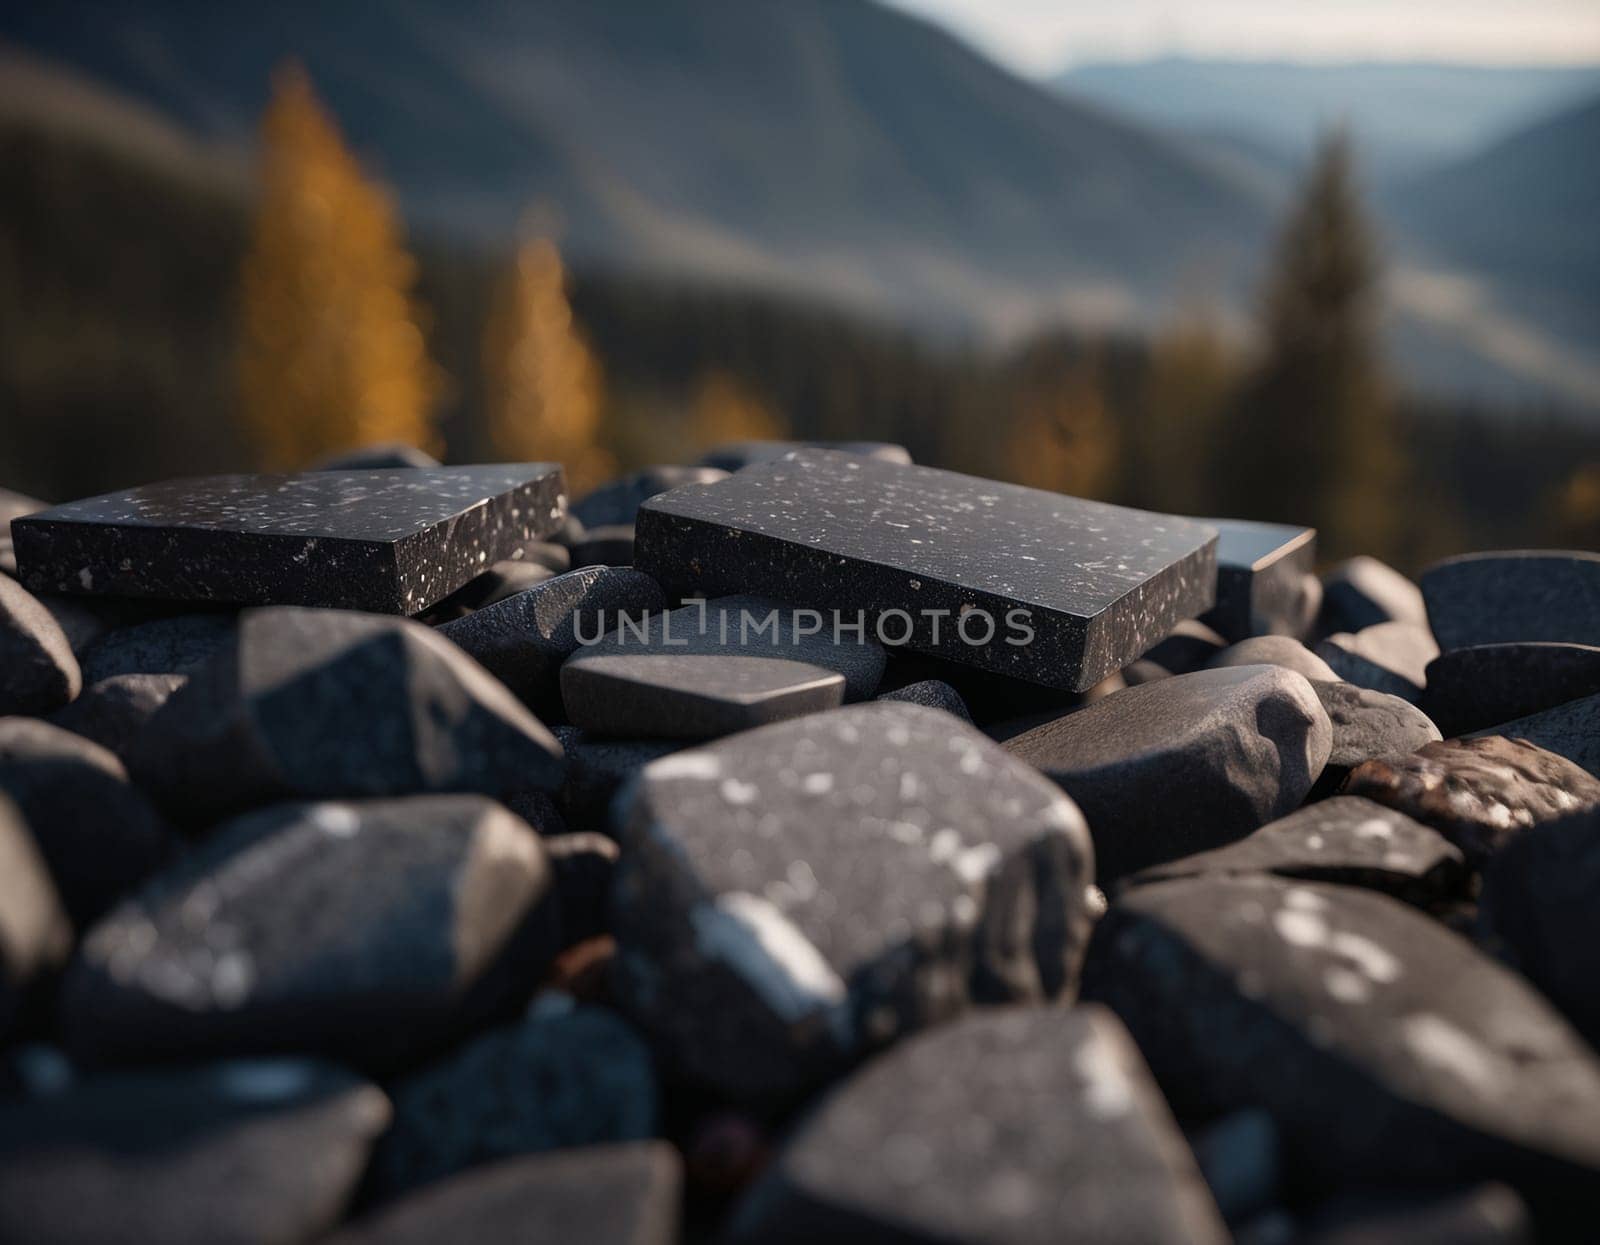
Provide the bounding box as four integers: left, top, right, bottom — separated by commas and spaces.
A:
951, 842, 1001, 885
77, 567, 93, 589
1305, 833, 1325, 851
211, 951, 256, 1007
1403, 1013, 1499, 1095
1284, 887, 1328, 912
801, 772, 834, 795
691, 892, 846, 1024
1329, 931, 1402, 984
1354, 818, 1393, 841
1324, 966, 1371, 1003
1273, 908, 1328, 948
311, 805, 361, 838
1074, 1034, 1134, 1119
649, 753, 722, 781
720, 778, 759, 805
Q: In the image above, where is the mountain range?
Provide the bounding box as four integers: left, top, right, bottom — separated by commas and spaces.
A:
2, 0, 1597, 411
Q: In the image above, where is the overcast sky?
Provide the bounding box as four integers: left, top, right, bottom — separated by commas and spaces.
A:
885, 0, 1600, 77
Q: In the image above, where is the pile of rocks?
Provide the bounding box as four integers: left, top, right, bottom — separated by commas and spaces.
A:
1, 444, 1597, 1244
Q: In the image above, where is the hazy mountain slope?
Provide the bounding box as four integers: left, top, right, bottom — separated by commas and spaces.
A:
0, 0, 1273, 334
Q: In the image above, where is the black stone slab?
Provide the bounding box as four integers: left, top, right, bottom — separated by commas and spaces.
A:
12, 465, 566, 615
563, 653, 845, 739
1421, 550, 1600, 651
1422, 642, 1600, 737
1196, 518, 1317, 642
636, 450, 1218, 692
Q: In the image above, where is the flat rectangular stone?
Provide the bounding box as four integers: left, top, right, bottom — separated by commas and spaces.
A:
1198, 518, 1317, 641
12, 466, 566, 615
635, 450, 1217, 691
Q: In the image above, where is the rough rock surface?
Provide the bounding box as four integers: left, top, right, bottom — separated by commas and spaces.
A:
729, 1006, 1227, 1244
1422, 642, 1600, 737
1316, 621, 1437, 702
551, 728, 687, 831
0, 1059, 390, 1245
875, 677, 972, 721
79, 612, 238, 683
49, 672, 187, 761
1319, 556, 1428, 635
1198, 517, 1317, 642
1085, 875, 1600, 1218
1422, 550, 1600, 651
0, 575, 81, 715
611, 701, 1094, 1102
1004, 666, 1331, 883
1471, 692, 1600, 779
1342, 736, 1600, 868
1205, 635, 1337, 681
1310, 680, 1442, 790
127, 606, 565, 823
62, 796, 559, 1070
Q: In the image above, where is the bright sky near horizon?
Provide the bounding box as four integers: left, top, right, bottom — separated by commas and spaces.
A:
885, 0, 1600, 77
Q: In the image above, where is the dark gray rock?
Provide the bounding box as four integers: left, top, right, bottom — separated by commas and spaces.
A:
0, 1059, 389, 1245
1084, 874, 1600, 1219
729, 1005, 1226, 1245
522, 541, 574, 574
698, 440, 912, 472
0, 488, 44, 579
1422, 642, 1600, 737
875, 649, 1081, 725
0, 793, 72, 1036
0, 717, 175, 926
309, 443, 440, 470
552, 727, 687, 831
876, 678, 972, 722
572, 524, 637, 569
1472, 692, 1600, 779
437, 567, 666, 719
127, 607, 564, 824
420, 559, 559, 623
545, 831, 619, 944
333, 1141, 681, 1245
1422, 550, 1600, 651
12, 465, 566, 614
62, 796, 559, 1070
1479, 807, 1600, 1050
573, 465, 728, 528
1343, 736, 1600, 869
49, 673, 188, 761
636, 449, 1219, 692
612, 702, 1094, 1102
1187, 1110, 1281, 1227
563, 653, 844, 740
501, 787, 568, 836
1198, 518, 1317, 642
1311, 680, 1443, 790
1141, 617, 1228, 675
1317, 622, 1437, 702
36, 593, 148, 658
1127, 796, 1466, 906
370, 998, 658, 1196
80, 612, 236, 683
1004, 667, 1332, 884
0, 575, 81, 715
1206, 635, 1337, 682
1296, 1184, 1533, 1245
1320, 557, 1428, 636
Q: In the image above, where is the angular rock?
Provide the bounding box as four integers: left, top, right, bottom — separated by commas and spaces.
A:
552, 727, 687, 831
545, 831, 620, 944
1205, 635, 1337, 682
0, 575, 81, 714
698, 439, 912, 472
1127, 796, 1466, 906
62, 796, 559, 1070
729, 1006, 1226, 1245
437, 567, 666, 720
12, 464, 566, 614
876, 678, 972, 722
333, 1142, 681, 1245
0, 1059, 389, 1245
0, 793, 72, 1035
1004, 667, 1332, 883
564, 653, 844, 740
1422, 550, 1600, 651
370, 998, 658, 1196
1198, 518, 1317, 642
1342, 736, 1600, 868
572, 524, 637, 568
49, 672, 188, 761
127, 607, 564, 823
421, 559, 558, 623
1311, 680, 1442, 791
1316, 621, 1437, 702
1140, 618, 1227, 675
1479, 807, 1600, 1049
1320, 556, 1428, 636
1084, 875, 1600, 1218
636, 449, 1219, 692
309, 442, 440, 470
612, 702, 1094, 1102
573, 466, 728, 529
80, 612, 237, 683
1422, 642, 1600, 737
0, 717, 175, 926
1472, 692, 1600, 779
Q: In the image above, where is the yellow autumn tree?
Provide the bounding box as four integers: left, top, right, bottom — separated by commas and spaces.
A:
482, 236, 612, 492
687, 370, 787, 450
237, 64, 440, 467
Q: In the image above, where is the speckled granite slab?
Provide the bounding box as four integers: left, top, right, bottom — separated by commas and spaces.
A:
634, 450, 1218, 691
1198, 518, 1317, 641
12, 465, 566, 614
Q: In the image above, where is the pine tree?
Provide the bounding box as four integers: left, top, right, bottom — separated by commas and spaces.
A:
1133, 313, 1240, 514
1221, 132, 1401, 557
237, 64, 440, 468
482, 237, 612, 492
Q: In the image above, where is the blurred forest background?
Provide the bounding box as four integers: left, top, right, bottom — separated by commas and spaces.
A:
1, 1, 1597, 569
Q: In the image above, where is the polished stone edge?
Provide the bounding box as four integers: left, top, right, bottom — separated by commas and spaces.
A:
1206, 526, 1317, 641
